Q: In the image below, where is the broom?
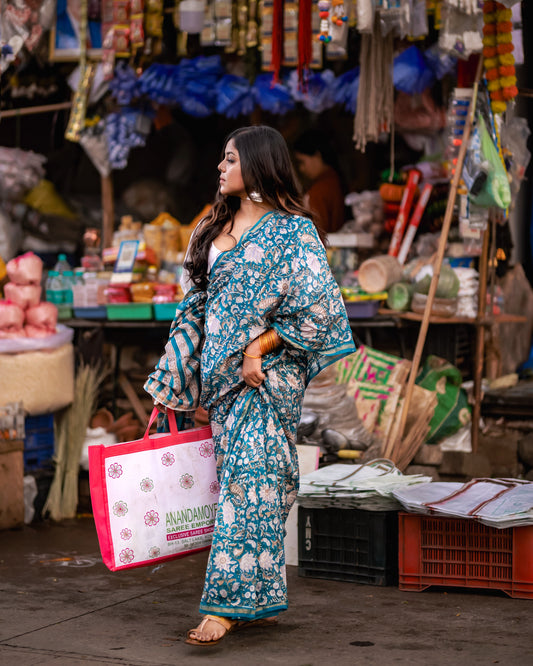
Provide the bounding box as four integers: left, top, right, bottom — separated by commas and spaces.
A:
43, 363, 106, 520
43, 407, 69, 521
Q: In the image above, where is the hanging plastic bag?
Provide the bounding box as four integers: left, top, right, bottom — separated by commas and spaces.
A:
462, 117, 490, 198
407, 0, 429, 40
393, 46, 434, 95
332, 68, 360, 114
501, 115, 531, 203
416, 355, 471, 444
470, 114, 511, 210
423, 43, 457, 80
252, 74, 294, 115
215, 75, 255, 118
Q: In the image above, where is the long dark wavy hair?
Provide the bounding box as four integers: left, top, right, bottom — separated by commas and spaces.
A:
184, 125, 325, 290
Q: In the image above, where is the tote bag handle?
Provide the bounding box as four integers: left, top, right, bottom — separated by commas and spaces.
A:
143, 407, 181, 440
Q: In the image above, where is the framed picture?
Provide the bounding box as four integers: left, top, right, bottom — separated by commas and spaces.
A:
49, 0, 103, 61
110, 240, 140, 284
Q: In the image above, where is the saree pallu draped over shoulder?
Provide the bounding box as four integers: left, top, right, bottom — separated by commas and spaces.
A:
144, 211, 355, 620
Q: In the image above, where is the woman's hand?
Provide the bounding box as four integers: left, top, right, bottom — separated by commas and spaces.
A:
242, 340, 265, 388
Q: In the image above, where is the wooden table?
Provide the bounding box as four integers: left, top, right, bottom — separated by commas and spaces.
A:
63, 310, 527, 445
62, 318, 172, 422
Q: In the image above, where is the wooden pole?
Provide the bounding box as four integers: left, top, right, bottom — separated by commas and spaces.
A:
0, 102, 72, 118
488, 213, 498, 324
395, 57, 484, 443
101, 173, 114, 250
471, 221, 491, 453
118, 373, 149, 424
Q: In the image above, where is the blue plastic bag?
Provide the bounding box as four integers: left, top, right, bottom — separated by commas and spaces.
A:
393, 46, 434, 95
252, 74, 295, 115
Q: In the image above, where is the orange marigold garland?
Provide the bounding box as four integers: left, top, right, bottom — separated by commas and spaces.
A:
482, 2, 516, 114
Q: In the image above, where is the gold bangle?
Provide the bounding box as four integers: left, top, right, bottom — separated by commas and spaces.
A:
243, 350, 261, 359
259, 331, 271, 355
259, 333, 267, 356
259, 329, 280, 355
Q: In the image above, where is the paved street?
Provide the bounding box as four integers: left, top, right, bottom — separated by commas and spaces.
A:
1, 517, 532, 665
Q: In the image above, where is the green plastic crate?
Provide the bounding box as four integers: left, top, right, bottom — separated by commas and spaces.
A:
106, 303, 153, 320
153, 302, 180, 320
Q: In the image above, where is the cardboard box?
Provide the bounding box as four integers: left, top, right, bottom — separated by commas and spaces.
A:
0, 440, 24, 529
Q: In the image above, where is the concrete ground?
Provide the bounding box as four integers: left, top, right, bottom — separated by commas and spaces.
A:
0, 517, 532, 666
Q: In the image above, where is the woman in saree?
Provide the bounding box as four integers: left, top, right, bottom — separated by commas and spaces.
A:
144, 125, 355, 646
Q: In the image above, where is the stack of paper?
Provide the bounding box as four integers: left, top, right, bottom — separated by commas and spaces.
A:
392, 479, 533, 528
297, 459, 432, 512
475, 483, 533, 528
392, 482, 463, 514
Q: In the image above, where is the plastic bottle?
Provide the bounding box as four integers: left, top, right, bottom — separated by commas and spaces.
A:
45, 270, 65, 304
54, 253, 72, 274
71, 268, 85, 308
62, 270, 75, 305
74, 268, 85, 285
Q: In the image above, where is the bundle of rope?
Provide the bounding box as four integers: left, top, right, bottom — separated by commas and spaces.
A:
353, 19, 394, 153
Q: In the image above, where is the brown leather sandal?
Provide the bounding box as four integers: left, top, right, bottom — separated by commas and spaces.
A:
185, 615, 235, 646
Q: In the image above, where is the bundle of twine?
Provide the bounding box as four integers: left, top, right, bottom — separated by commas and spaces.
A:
353, 18, 394, 153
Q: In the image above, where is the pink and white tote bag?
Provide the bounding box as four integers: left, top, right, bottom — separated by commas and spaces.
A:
89, 409, 219, 571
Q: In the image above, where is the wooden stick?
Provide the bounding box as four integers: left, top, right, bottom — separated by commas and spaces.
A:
118, 373, 149, 424
471, 219, 491, 453
101, 174, 115, 250
488, 213, 498, 325
0, 102, 71, 118
518, 88, 533, 99
395, 56, 484, 444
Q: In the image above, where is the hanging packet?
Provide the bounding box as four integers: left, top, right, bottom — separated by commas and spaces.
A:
470, 114, 511, 210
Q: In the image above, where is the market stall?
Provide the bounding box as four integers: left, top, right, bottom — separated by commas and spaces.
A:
1, 4, 533, 606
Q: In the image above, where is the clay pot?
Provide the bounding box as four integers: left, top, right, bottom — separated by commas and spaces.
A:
90, 408, 114, 431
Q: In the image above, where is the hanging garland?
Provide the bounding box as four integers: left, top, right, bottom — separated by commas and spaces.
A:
482, 1, 517, 115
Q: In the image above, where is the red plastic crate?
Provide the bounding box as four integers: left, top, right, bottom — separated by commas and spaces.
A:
398, 513, 533, 599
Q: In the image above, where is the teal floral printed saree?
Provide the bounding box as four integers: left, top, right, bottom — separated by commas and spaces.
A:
145, 211, 355, 619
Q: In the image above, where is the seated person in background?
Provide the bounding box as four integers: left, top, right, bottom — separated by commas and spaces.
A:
293, 130, 346, 234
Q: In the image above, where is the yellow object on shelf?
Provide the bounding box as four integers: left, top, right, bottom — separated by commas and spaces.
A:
23, 180, 76, 218
144, 212, 183, 263
337, 450, 362, 460
150, 212, 181, 227
340, 287, 387, 302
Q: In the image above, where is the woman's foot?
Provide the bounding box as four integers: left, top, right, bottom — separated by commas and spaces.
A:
186, 615, 235, 646
185, 614, 278, 646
